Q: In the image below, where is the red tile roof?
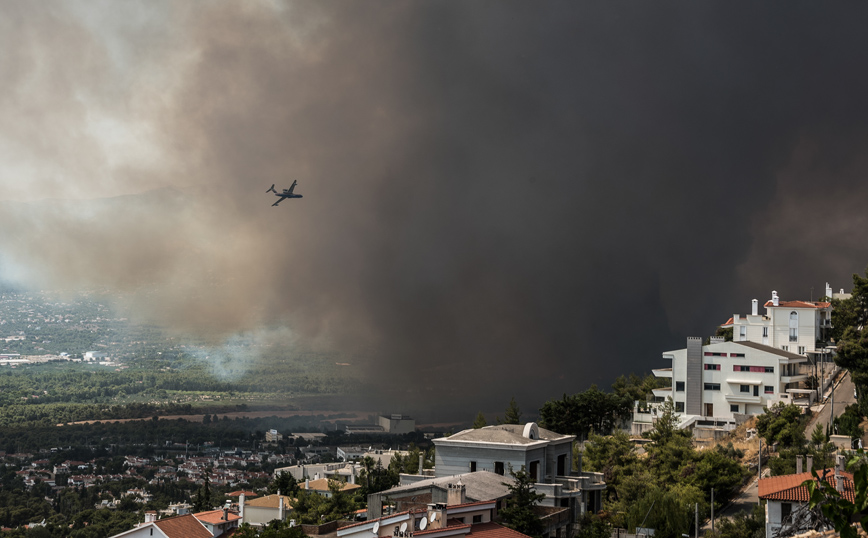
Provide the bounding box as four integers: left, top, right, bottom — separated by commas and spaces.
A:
467, 522, 534, 538
720, 317, 734, 328
194, 509, 241, 524
154, 514, 213, 538
759, 469, 854, 503
414, 522, 472, 536
764, 300, 831, 309
227, 490, 257, 497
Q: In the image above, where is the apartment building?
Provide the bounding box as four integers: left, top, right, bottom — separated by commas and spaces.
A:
635, 337, 815, 433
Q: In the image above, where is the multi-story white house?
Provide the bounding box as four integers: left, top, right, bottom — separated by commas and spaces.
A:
634, 337, 816, 433
632, 285, 847, 435
720, 286, 836, 355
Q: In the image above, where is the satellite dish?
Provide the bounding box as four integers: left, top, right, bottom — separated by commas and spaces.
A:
400, 523, 408, 533
429, 514, 436, 523
373, 522, 380, 534
420, 518, 427, 531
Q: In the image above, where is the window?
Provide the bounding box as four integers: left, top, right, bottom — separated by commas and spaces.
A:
557, 454, 566, 476
704, 383, 721, 391
789, 312, 798, 342
473, 515, 483, 524
470, 461, 476, 472
676, 381, 685, 392
740, 326, 746, 340
730, 404, 739, 413
529, 461, 539, 482
675, 402, 684, 412
494, 462, 504, 475
762, 327, 768, 337
764, 386, 774, 394
457, 518, 465, 524
736, 365, 774, 373
704, 364, 721, 370
781, 502, 792, 520
740, 385, 750, 393
798, 346, 805, 355
730, 353, 745, 358
782, 346, 788, 352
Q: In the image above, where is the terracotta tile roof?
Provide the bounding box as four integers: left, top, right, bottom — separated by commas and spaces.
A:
194, 509, 242, 524
759, 469, 854, 503
720, 317, 734, 327
245, 494, 292, 509
466, 522, 534, 538
764, 300, 831, 309
227, 490, 257, 497
154, 514, 213, 538
414, 522, 472, 536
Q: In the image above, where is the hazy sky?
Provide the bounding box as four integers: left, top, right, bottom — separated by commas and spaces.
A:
2, 1, 868, 418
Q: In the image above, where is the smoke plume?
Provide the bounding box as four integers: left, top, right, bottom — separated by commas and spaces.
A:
2, 1, 868, 417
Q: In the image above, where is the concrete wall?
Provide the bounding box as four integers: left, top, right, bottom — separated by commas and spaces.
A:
434, 445, 530, 478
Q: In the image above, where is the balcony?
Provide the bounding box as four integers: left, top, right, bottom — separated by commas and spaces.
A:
652, 388, 672, 399
781, 374, 810, 383
725, 393, 761, 404
652, 368, 673, 378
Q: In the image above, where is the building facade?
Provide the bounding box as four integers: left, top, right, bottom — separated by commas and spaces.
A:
635, 338, 817, 432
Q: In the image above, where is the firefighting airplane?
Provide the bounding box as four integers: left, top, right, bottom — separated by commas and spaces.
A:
266, 181, 303, 206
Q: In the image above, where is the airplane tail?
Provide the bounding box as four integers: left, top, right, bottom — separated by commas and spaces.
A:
266, 184, 276, 193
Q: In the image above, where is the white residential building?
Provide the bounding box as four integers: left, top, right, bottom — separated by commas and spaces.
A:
635, 337, 821, 433
720, 286, 836, 355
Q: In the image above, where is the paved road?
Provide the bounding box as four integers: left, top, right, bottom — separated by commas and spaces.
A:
805, 370, 856, 436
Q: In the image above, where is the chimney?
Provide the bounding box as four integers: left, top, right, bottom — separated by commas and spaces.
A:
239, 493, 245, 522
752, 299, 758, 316
144, 511, 157, 524
419, 454, 424, 473
279, 495, 286, 521
796, 455, 803, 474
223, 508, 228, 521
807, 456, 813, 474
835, 455, 844, 492
826, 283, 833, 299
426, 503, 446, 530
772, 291, 779, 307
446, 481, 466, 506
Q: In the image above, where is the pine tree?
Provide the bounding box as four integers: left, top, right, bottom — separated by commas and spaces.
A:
472, 412, 487, 429
498, 397, 522, 425
500, 465, 545, 538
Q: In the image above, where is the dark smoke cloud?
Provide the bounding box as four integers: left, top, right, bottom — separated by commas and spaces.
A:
3, 2, 868, 418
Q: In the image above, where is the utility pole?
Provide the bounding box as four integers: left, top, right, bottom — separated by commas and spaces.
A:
711, 487, 714, 534
831, 377, 836, 434
758, 435, 762, 503
695, 503, 698, 538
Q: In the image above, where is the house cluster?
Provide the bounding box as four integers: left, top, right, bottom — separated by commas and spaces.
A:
633, 283, 849, 438
102, 421, 606, 538
4, 450, 289, 493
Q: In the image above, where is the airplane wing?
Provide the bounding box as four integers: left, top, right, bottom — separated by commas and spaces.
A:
272, 197, 284, 206
288, 180, 297, 194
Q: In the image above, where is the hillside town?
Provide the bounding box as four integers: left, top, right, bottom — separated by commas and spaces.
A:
0, 281, 860, 538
